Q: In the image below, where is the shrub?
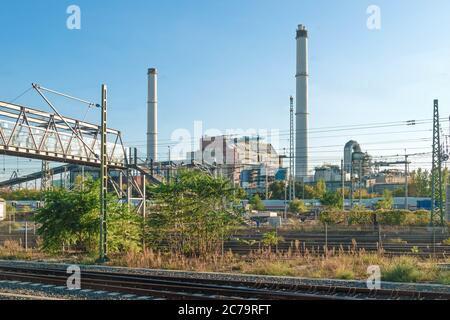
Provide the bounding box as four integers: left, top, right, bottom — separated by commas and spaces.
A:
383, 261, 421, 283
404, 210, 430, 226
289, 199, 307, 214
335, 269, 355, 280
319, 209, 346, 225
437, 272, 450, 285
347, 207, 373, 225
376, 210, 407, 225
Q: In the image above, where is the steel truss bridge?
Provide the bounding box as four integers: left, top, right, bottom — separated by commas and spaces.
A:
0, 84, 221, 218
0, 84, 154, 215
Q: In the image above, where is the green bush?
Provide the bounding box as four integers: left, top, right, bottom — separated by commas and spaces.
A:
319, 210, 346, 225
404, 210, 430, 226
437, 272, 450, 285
347, 208, 373, 225
376, 210, 407, 225
335, 269, 355, 280
383, 261, 421, 283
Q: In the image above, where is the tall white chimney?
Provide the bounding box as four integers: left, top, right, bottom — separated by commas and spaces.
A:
147, 68, 158, 162
295, 24, 309, 180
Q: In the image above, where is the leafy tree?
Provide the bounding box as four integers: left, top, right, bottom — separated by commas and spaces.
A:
268, 181, 286, 200
0, 189, 43, 201
261, 231, 283, 248
147, 169, 243, 256
392, 187, 405, 197
293, 182, 315, 199
376, 189, 393, 210
409, 169, 431, 197
314, 179, 327, 199
289, 199, 307, 214
320, 191, 343, 209
249, 194, 265, 211
35, 178, 142, 254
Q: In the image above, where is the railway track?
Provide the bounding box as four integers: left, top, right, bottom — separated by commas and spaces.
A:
0, 264, 449, 300
1, 229, 449, 257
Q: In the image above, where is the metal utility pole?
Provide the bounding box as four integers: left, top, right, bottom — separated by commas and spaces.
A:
289, 96, 295, 200
350, 163, 354, 209
99, 84, 108, 262
265, 164, 269, 200
341, 159, 345, 208
431, 99, 444, 225
359, 160, 363, 204
404, 151, 409, 210
168, 146, 171, 183
41, 161, 51, 191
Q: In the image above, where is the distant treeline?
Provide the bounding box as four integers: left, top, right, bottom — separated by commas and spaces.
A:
0, 189, 42, 201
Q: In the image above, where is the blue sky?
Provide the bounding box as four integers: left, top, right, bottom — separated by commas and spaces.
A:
0, 0, 449, 176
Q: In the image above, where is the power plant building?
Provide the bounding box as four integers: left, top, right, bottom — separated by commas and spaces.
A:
188, 135, 282, 192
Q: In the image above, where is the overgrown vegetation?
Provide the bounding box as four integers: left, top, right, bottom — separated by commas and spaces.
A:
319, 208, 438, 226
0, 189, 42, 200
146, 170, 244, 256
35, 177, 142, 255
112, 248, 449, 285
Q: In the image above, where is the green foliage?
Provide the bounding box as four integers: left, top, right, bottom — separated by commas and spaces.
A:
268, 181, 286, 200
319, 209, 346, 225
409, 168, 431, 197
335, 269, 355, 280
348, 205, 373, 225
249, 194, 265, 211
35, 178, 142, 254
376, 190, 393, 210
289, 199, 307, 214
376, 209, 407, 225
404, 210, 430, 226
147, 169, 243, 256
392, 187, 405, 197
261, 231, 283, 247
314, 179, 327, 199
320, 191, 343, 209
383, 260, 421, 283
0, 189, 42, 201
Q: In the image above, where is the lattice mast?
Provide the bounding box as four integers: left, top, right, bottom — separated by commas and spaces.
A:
431, 99, 444, 225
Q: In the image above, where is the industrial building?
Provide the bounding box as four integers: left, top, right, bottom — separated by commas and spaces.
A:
188, 135, 285, 193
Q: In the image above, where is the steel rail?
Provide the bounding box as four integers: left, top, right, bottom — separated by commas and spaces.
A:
0, 265, 448, 300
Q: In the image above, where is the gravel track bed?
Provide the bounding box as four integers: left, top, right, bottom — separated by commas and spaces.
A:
0, 269, 154, 300
1, 259, 449, 295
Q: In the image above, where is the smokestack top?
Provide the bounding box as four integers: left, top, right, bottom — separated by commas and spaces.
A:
148, 68, 158, 75
296, 24, 308, 39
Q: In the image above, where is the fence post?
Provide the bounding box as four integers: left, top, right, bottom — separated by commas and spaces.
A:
25, 221, 28, 252
325, 223, 328, 256
378, 224, 382, 250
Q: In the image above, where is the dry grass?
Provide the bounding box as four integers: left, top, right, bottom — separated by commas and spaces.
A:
110, 247, 450, 285
0, 240, 37, 260
1, 241, 448, 285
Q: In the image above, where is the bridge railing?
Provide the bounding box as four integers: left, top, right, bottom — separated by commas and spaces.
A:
0, 101, 127, 168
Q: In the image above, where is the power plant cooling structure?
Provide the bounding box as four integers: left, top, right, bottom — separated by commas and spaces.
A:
147, 68, 158, 162
295, 24, 309, 180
